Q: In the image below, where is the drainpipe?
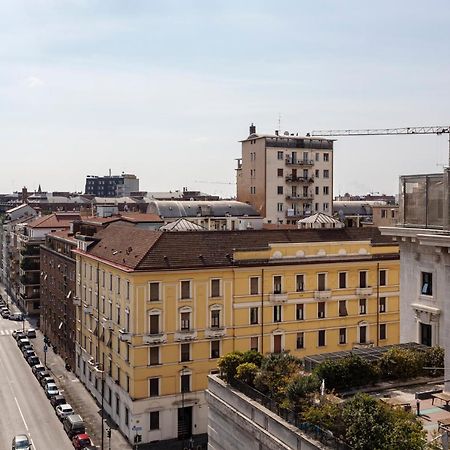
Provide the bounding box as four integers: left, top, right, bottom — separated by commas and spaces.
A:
261, 268, 264, 354
376, 262, 380, 346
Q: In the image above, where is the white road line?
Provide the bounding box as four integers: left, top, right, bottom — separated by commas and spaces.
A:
14, 396, 29, 430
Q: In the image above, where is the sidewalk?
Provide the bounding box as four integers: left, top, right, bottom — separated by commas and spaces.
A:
0, 282, 131, 449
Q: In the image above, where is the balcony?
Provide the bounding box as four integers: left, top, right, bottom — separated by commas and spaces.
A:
356, 287, 373, 296
285, 210, 310, 219
314, 290, 332, 300
83, 305, 93, 314
269, 293, 288, 303
285, 158, 314, 167
285, 195, 313, 202
205, 327, 226, 339
119, 329, 132, 342
174, 329, 197, 342
102, 318, 113, 330
73, 296, 81, 306
352, 341, 374, 349
285, 175, 314, 183
143, 333, 167, 345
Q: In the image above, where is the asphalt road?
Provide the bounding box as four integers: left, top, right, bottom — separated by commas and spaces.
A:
0, 310, 73, 450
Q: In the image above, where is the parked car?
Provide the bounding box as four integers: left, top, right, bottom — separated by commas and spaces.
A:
12, 330, 26, 341
17, 338, 30, 349
26, 329, 36, 339
63, 414, 85, 439
72, 433, 93, 449
21, 345, 33, 356
11, 434, 31, 449
1, 310, 10, 319
56, 403, 74, 421
32, 364, 46, 377
36, 370, 50, 383
45, 383, 59, 398
50, 394, 66, 408
27, 355, 40, 367
9, 313, 24, 321
23, 350, 35, 360
40, 376, 55, 388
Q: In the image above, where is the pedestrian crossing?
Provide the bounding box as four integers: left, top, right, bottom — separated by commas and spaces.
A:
0, 329, 16, 336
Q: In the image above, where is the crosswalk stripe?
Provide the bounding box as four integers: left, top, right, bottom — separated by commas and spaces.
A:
0, 329, 13, 335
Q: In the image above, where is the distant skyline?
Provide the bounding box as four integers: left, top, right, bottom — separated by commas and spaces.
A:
1, 0, 449, 198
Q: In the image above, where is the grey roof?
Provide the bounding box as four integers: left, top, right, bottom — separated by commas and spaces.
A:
298, 213, 343, 225
333, 201, 387, 216
147, 200, 260, 218
160, 218, 206, 232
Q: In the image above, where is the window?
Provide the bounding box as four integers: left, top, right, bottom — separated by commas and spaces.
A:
180, 343, 190, 362
339, 328, 346, 344
296, 332, 304, 349
149, 282, 160, 301
381, 209, 387, 218
277, 202, 283, 212
117, 277, 121, 294
323, 186, 329, 195
318, 330, 326, 347
125, 407, 129, 427
116, 395, 120, 416
379, 297, 386, 313
149, 314, 159, 334
317, 273, 326, 291
211, 340, 220, 359
277, 168, 283, 177
150, 411, 159, 430
315, 152, 320, 161
250, 277, 259, 295
109, 273, 113, 291
181, 312, 190, 330
211, 309, 220, 328
181, 373, 190, 392
421, 272, 432, 296
180, 280, 191, 299
359, 325, 367, 344
126, 280, 130, 300
250, 336, 258, 352
338, 300, 348, 317
339, 272, 347, 289
250, 307, 259, 325
211, 279, 221, 297
273, 334, 282, 353
296, 274, 304, 292
359, 298, 367, 315
379, 270, 387, 286
323, 153, 329, 162
273, 305, 282, 322
380, 324, 387, 340
315, 169, 320, 179
277, 186, 283, 195
323, 169, 329, 178
296, 304, 304, 320
318, 302, 325, 318
149, 378, 159, 397
149, 347, 159, 366
359, 271, 367, 288
116, 304, 121, 326
273, 275, 282, 294
277, 151, 284, 160
323, 202, 329, 210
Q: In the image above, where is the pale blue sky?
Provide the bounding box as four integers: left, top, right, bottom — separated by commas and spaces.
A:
1, 0, 449, 197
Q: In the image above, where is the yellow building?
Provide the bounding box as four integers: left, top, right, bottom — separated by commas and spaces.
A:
73, 223, 399, 447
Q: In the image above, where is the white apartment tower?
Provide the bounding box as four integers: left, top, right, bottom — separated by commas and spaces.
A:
237, 124, 334, 224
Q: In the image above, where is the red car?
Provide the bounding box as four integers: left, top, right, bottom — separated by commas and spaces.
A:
72, 433, 93, 449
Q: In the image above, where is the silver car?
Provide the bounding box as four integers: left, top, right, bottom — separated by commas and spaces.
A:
11, 434, 31, 449
56, 403, 74, 421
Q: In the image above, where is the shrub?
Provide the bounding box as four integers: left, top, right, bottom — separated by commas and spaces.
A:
218, 352, 243, 382
302, 401, 345, 437
241, 350, 263, 367
236, 362, 259, 386
286, 374, 321, 407
423, 346, 444, 377
379, 348, 424, 380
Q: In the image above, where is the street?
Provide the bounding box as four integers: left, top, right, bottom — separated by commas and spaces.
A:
0, 314, 73, 450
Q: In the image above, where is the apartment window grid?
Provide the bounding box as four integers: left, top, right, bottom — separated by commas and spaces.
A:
211, 340, 220, 359
250, 277, 259, 295
250, 307, 259, 325
379, 269, 387, 286
277, 168, 284, 177
273, 305, 282, 323
277, 203, 283, 212
379, 297, 386, 313
338, 272, 347, 289
149, 378, 159, 397
180, 343, 190, 362
277, 186, 283, 195
277, 151, 284, 160
180, 280, 191, 299
339, 328, 346, 345
318, 330, 326, 347
273, 275, 282, 294
380, 324, 387, 340
149, 282, 160, 302
180, 312, 191, 331
318, 302, 325, 319
296, 303, 304, 320
296, 332, 304, 349
359, 271, 368, 288
250, 336, 259, 352
296, 274, 304, 292
317, 273, 326, 291
323, 169, 329, 178
211, 309, 220, 328
149, 347, 159, 366
149, 313, 160, 335
338, 300, 348, 317
359, 298, 367, 315
211, 279, 221, 298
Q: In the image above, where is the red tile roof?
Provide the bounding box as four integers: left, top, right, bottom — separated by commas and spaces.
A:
27, 213, 81, 229
85, 224, 397, 271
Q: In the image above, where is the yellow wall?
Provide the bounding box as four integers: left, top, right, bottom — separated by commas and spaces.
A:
76, 240, 399, 402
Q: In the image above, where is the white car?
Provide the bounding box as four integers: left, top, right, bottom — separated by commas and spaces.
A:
55, 403, 74, 420
45, 383, 59, 398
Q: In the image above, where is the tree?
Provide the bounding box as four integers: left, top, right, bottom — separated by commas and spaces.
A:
286, 374, 321, 407
379, 348, 424, 380
218, 352, 243, 382
236, 362, 259, 386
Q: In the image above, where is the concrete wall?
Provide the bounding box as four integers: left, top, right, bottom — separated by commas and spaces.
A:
206, 375, 326, 450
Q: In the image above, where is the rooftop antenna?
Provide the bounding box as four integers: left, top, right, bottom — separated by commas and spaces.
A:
278, 113, 281, 132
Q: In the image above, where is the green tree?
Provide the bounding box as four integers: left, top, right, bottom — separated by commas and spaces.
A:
218, 351, 243, 382
286, 374, 321, 407
235, 362, 259, 386
423, 346, 444, 377
302, 401, 345, 438
379, 348, 424, 380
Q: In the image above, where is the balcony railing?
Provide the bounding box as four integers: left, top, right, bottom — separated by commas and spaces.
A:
285, 195, 313, 201
285, 175, 314, 183
285, 158, 314, 167
269, 293, 288, 303
119, 329, 132, 342
314, 290, 332, 300
174, 329, 197, 342
205, 327, 226, 338
143, 333, 167, 345
356, 287, 373, 296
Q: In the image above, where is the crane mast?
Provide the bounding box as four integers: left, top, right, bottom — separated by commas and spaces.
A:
310, 125, 450, 166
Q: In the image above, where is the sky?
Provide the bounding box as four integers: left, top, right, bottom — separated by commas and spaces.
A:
1, 0, 450, 198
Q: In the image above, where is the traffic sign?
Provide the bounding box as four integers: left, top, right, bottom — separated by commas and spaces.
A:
44, 344, 48, 352
132, 425, 142, 431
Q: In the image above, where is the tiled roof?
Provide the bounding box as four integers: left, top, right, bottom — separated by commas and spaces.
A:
48, 229, 79, 244
86, 224, 397, 271
119, 213, 163, 223
27, 213, 82, 229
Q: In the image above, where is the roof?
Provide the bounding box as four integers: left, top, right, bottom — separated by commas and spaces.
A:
240, 133, 335, 143
85, 224, 397, 271
6, 203, 35, 214
119, 212, 163, 223
47, 229, 78, 245
160, 218, 206, 232
147, 200, 260, 218
27, 213, 81, 229
298, 213, 343, 225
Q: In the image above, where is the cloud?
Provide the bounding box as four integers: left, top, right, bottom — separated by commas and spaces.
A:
26, 76, 44, 88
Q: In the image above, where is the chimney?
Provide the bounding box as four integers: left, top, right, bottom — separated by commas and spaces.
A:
22, 186, 28, 204
275, 130, 279, 136
249, 123, 256, 135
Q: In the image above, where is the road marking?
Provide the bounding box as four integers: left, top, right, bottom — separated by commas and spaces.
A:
14, 396, 29, 430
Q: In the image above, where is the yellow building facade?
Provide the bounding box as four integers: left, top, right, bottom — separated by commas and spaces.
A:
73, 224, 399, 447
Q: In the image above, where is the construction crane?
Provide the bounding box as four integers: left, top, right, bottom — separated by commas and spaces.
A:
310, 125, 450, 165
